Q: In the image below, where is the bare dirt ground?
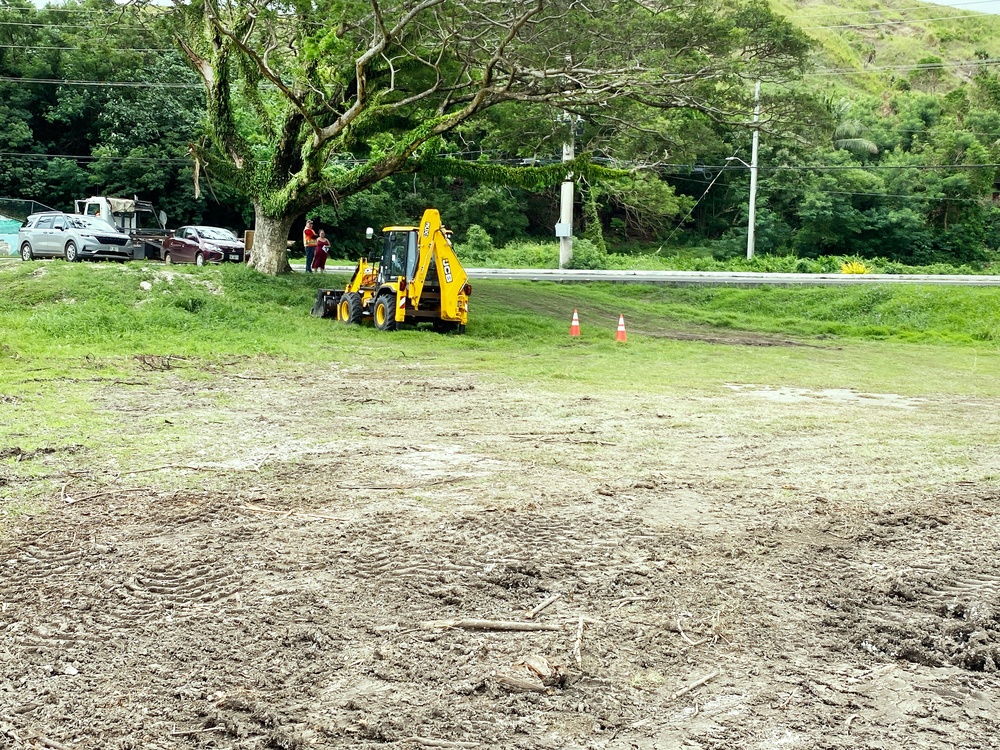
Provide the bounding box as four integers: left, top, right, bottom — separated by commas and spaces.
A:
2, 358, 1000, 749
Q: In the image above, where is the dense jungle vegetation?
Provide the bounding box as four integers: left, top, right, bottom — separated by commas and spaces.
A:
3, 0, 1000, 269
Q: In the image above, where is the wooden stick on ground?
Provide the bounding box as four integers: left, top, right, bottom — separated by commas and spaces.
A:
403, 737, 481, 748
669, 670, 721, 701
615, 595, 659, 608
525, 592, 562, 620
238, 504, 347, 522
676, 616, 700, 646
572, 616, 585, 669
420, 619, 563, 632
492, 674, 548, 694
120, 464, 220, 476
169, 726, 223, 737
337, 477, 465, 491
29, 736, 72, 750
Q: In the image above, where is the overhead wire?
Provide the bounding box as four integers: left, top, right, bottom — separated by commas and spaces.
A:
667, 173, 991, 203
0, 75, 200, 87
0, 150, 193, 164
715, 162, 1000, 171
0, 19, 156, 28
803, 12, 1000, 30
0, 44, 174, 51
811, 57, 1000, 75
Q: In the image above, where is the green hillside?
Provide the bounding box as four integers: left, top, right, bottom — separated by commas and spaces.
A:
778, 0, 1000, 94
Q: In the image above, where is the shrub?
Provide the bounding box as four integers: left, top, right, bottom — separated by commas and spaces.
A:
459, 225, 495, 263
567, 238, 607, 270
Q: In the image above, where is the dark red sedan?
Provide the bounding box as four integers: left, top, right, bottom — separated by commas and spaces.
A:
162, 226, 245, 265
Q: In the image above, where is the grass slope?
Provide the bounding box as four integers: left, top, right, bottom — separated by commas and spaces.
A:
2, 260, 997, 353
0, 259, 998, 410
776, 0, 1000, 93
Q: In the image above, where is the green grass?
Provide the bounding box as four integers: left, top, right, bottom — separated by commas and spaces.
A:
1, 258, 998, 407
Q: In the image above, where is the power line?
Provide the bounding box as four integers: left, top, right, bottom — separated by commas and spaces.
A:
666, 176, 993, 203
0, 151, 191, 164
2, 149, 999, 197
2, 5, 327, 27
0, 19, 155, 28
724, 162, 1000, 171
0, 75, 199, 88
804, 12, 1000, 30
812, 57, 1000, 75
0, 44, 173, 51
2, 5, 170, 14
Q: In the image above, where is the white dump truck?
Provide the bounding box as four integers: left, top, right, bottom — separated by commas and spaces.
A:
75, 196, 171, 260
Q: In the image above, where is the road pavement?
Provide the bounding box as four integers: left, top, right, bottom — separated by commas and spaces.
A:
299, 265, 1000, 286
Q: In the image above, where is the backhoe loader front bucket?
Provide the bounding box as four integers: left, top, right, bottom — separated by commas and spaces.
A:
311, 288, 343, 318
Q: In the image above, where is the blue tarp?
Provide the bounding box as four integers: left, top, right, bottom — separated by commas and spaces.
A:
0, 215, 22, 257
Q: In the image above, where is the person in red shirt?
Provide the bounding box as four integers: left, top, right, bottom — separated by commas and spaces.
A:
312, 230, 330, 273
303, 219, 318, 273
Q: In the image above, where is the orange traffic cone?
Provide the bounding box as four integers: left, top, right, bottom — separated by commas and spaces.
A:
615, 314, 627, 343
570, 309, 581, 337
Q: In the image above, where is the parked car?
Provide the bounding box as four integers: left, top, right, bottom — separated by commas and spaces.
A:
18, 211, 133, 262
162, 226, 245, 265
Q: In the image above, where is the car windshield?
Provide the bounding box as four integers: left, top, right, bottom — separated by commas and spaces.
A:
68, 216, 118, 233
197, 227, 238, 241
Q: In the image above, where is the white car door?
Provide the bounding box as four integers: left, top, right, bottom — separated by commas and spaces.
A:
34, 215, 56, 256
50, 216, 69, 256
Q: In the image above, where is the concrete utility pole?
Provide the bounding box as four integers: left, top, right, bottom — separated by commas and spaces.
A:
556, 114, 575, 269
746, 80, 761, 261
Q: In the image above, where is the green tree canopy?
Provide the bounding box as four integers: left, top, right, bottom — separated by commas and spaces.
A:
169, 0, 810, 273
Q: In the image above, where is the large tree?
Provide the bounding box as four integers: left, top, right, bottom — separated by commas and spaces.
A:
171, 0, 808, 273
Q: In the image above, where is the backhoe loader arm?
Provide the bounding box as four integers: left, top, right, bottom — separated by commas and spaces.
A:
407, 209, 469, 325
433, 231, 469, 324
407, 209, 442, 311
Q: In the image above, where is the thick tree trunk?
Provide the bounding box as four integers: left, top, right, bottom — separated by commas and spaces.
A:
248, 207, 295, 275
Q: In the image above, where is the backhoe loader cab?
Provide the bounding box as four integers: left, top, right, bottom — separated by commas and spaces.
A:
310, 209, 470, 333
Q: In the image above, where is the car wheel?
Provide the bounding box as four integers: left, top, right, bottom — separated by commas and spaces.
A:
338, 292, 363, 325
64, 241, 79, 262
163, 251, 172, 265
195, 252, 205, 266
373, 294, 397, 331
20, 242, 33, 261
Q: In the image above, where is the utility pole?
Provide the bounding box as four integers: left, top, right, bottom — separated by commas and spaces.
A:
746, 81, 761, 260
556, 114, 575, 268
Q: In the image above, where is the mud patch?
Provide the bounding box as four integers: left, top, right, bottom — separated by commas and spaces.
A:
725, 383, 925, 409
2, 362, 1000, 748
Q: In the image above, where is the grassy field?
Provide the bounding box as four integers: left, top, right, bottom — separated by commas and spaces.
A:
1, 257, 998, 465
1, 258, 998, 377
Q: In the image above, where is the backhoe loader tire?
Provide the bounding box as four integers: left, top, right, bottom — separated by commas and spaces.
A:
373, 294, 397, 331
338, 292, 363, 325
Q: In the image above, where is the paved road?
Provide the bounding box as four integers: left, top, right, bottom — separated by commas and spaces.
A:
302, 265, 1000, 286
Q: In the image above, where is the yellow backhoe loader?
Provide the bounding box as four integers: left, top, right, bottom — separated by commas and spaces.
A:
311, 209, 470, 333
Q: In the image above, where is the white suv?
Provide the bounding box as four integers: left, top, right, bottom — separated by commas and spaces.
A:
19, 211, 134, 262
